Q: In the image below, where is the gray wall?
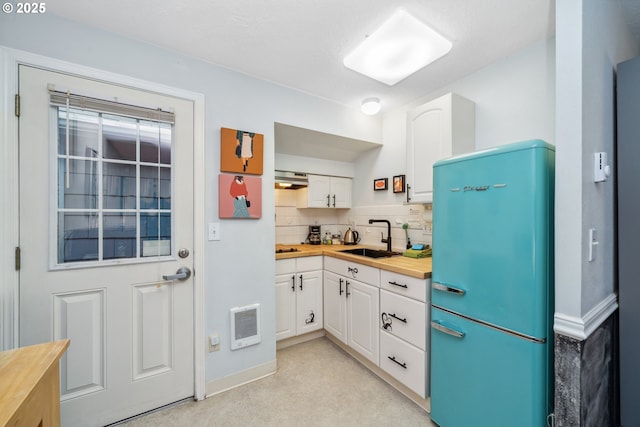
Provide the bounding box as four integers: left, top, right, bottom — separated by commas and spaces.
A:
555, 0, 638, 336
0, 12, 381, 385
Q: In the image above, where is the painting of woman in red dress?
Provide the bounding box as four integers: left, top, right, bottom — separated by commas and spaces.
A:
218, 174, 262, 219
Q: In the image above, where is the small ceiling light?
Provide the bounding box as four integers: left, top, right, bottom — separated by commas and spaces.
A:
343, 9, 452, 86
361, 98, 381, 115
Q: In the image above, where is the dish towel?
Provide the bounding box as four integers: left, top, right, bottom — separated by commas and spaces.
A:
402, 247, 432, 258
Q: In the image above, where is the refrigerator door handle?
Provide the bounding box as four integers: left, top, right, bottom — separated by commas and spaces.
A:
431, 320, 465, 338
432, 281, 466, 296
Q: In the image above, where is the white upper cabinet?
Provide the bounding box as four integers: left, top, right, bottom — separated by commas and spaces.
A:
297, 175, 352, 208
406, 93, 475, 204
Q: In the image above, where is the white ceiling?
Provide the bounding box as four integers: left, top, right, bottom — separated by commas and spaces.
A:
48, 0, 559, 114
46, 0, 640, 115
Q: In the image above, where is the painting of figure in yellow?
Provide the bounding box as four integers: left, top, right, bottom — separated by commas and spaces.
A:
220, 127, 264, 175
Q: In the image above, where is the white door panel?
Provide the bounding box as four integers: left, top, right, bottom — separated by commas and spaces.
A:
18, 65, 195, 426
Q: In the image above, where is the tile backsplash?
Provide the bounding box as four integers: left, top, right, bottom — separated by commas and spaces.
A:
275, 189, 432, 250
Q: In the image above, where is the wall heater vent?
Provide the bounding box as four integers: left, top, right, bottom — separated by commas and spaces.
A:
230, 303, 261, 350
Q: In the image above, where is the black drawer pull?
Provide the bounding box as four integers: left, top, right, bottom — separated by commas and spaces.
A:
388, 281, 408, 289
389, 313, 407, 323
387, 356, 407, 369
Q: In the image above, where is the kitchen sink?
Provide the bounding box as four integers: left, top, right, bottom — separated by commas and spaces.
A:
339, 248, 401, 258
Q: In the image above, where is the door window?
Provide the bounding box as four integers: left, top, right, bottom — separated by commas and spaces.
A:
55, 103, 173, 265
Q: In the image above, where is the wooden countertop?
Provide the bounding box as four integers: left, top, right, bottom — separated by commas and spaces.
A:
276, 243, 432, 279
0, 339, 70, 427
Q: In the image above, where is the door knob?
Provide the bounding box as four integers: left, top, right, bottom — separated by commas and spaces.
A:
163, 267, 192, 281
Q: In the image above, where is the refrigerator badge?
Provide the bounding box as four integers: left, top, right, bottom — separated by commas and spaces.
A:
463, 185, 490, 192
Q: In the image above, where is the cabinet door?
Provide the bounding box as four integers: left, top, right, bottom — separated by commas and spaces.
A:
323, 271, 347, 344
406, 93, 474, 204
275, 273, 297, 341
347, 280, 380, 366
307, 174, 332, 208
407, 95, 450, 204
296, 270, 323, 335
331, 177, 352, 208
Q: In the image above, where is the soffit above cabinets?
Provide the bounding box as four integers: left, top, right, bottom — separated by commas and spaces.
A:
275, 122, 382, 163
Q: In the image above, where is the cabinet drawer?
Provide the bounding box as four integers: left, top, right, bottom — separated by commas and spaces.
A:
380, 289, 427, 350
296, 255, 323, 272
276, 259, 296, 275
380, 330, 427, 398
324, 256, 379, 286
380, 270, 429, 302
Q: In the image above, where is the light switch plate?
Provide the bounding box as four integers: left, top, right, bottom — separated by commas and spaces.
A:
208, 223, 221, 241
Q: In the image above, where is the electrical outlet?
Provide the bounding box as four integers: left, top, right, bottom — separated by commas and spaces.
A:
422, 222, 433, 235
209, 334, 220, 352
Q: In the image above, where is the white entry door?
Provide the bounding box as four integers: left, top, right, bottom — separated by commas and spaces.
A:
18, 65, 195, 427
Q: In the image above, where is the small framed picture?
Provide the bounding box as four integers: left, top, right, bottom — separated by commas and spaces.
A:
373, 178, 388, 191
393, 175, 406, 193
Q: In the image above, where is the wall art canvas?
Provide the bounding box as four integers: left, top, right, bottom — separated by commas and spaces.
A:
373, 177, 388, 191
393, 174, 406, 193
219, 174, 262, 219
220, 127, 264, 175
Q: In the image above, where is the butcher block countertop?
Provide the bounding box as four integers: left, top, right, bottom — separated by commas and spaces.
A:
276, 243, 432, 279
0, 339, 70, 427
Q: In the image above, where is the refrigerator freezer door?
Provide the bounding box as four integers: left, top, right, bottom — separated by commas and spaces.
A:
432, 140, 554, 339
430, 306, 551, 427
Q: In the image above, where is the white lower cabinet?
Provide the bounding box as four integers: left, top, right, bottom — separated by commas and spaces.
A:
323, 271, 347, 343
276, 256, 323, 341
324, 257, 380, 366
380, 330, 426, 397
380, 289, 426, 350
378, 270, 430, 398
347, 279, 380, 365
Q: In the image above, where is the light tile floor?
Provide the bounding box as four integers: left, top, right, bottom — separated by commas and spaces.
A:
119, 337, 436, 426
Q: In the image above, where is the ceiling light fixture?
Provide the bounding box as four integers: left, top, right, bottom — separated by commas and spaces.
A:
343, 9, 453, 86
361, 97, 381, 115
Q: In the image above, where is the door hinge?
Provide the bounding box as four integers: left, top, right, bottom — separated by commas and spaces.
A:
15, 247, 21, 271
14, 94, 20, 117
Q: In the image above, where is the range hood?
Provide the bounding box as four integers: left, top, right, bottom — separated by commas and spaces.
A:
275, 170, 308, 189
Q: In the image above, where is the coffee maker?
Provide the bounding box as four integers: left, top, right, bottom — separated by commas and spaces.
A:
307, 225, 321, 245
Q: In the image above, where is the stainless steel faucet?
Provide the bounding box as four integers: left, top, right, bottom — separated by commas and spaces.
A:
368, 219, 391, 252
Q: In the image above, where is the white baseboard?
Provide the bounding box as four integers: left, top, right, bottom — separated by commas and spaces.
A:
204, 359, 277, 398
276, 330, 325, 350
554, 293, 618, 341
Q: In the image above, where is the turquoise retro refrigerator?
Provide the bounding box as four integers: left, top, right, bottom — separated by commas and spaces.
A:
430, 140, 555, 427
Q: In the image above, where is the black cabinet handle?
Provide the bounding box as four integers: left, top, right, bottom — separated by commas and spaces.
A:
388, 281, 408, 289
406, 184, 411, 203
299, 274, 303, 290
291, 275, 295, 292
388, 356, 407, 369
326, 194, 330, 207
346, 280, 351, 298
389, 313, 407, 323
339, 278, 343, 295
332, 194, 336, 207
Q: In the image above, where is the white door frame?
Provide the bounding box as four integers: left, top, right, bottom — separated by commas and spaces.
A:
0, 46, 206, 401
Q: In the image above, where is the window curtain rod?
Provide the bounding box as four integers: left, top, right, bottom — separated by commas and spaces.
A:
49, 90, 175, 124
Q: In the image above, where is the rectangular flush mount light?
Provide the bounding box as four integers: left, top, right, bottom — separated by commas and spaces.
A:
343, 9, 452, 86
